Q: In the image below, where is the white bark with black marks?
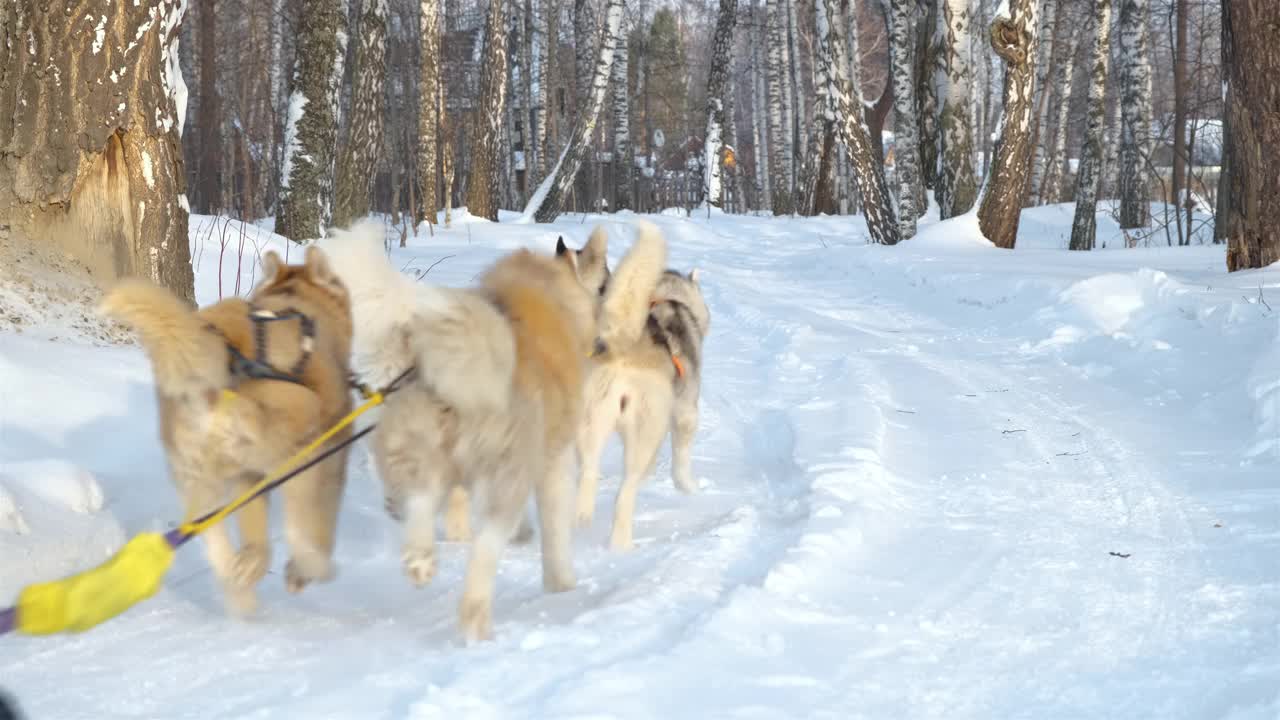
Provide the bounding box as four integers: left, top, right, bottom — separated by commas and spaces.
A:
334, 0, 388, 228
937, 0, 977, 219
703, 0, 739, 209
468, 0, 511, 220
888, 0, 921, 237
1116, 0, 1152, 229
1069, 0, 1112, 251
815, 0, 899, 244
278, 0, 350, 241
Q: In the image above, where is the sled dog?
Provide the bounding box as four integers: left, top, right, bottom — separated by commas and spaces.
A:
565, 224, 710, 550
99, 247, 355, 616
315, 219, 598, 642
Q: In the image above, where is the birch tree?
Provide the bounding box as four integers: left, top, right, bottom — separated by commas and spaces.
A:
418, 0, 443, 226
1068, 0, 1112, 251
976, 0, 1038, 249
528, 0, 626, 222
334, 0, 388, 228
937, 0, 977, 219
0, 0, 195, 299
815, 0, 899, 244
1116, 0, 1152, 229
613, 16, 633, 210
1220, 0, 1280, 271
1027, 0, 1058, 204
916, 0, 943, 194
1037, 9, 1081, 205
752, 0, 773, 211
703, 0, 740, 209
277, 0, 349, 241
767, 0, 795, 214
533, 0, 554, 182
467, 0, 510, 220
887, 0, 921, 237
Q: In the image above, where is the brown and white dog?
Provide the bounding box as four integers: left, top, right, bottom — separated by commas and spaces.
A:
99, 247, 355, 616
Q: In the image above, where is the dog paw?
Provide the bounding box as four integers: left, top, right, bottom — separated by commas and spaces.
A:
223, 584, 259, 618
673, 471, 698, 495
575, 505, 595, 528
402, 547, 437, 587
608, 527, 634, 552
542, 568, 576, 593
231, 545, 270, 587
285, 553, 334, 594
459, 595, 493, 643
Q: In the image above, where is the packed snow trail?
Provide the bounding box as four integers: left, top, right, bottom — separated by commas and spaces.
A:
1, 208, 1277, 718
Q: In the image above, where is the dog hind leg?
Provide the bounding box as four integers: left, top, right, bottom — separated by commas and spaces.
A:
281, 445, 349, 593
536, 448, 576, 592
609, 405, 667, 551
231, 473, 271, 588
459, 479, 528, 642
671, 396, 700, 494
574, 400, 617, 527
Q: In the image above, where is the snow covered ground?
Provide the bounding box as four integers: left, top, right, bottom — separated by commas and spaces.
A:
2, 204, 1277, 718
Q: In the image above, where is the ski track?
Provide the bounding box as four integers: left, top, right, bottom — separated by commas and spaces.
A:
2, 213, 1277, 718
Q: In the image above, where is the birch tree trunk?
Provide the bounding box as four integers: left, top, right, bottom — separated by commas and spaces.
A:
416, 0, 443, 225
888, 0, 921, 237
1116, 0, 1152, 229
573, 0, 598, 211
334, 0, 388, 228
467, 0, 510, 220
976, 0, 1038, 249
1038, 16, 1081, 205
0, 0, 195, 300
1170, 0, 1188, 245
815, 0, 899, 244
1027, 0, 1058, 204
1221, 0, 1280, 271
752, 1, 773, 211
1068, 0, 1112, 251
937, 0, 977, 219
787, 0, 807, 163
612, 18, 633, 210
528, 0, 625, 222
521, 0, 538, 187
916, 0, 943, 194
767, 0, 795, 214
278, 0, 349, 241
534, 0, 553, 182
703, 0, 739, 209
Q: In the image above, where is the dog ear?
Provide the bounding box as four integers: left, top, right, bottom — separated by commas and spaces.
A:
583, 226, 608, 259
260, 250, 284, 284
555, 236, 569, 256
689, 268, 701, 284
303, 245, 347, 296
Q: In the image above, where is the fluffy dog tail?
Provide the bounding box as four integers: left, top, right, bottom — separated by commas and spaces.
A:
318, 219, 515, 413
597, 220, 667, 349
98, 280, 230, 397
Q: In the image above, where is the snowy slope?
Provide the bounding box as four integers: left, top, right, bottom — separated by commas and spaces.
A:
1, 206, 1277, 719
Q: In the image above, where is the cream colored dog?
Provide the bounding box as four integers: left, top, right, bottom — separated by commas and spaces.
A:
316, 220, 601, 642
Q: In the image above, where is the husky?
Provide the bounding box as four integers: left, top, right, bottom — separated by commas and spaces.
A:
98, 247, 355, 616
565, 224, 710, 550
315, 219, 608, 642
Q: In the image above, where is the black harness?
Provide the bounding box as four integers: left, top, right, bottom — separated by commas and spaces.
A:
207, 307, 316, 388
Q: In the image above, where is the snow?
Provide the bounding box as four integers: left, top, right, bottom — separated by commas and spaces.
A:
279, 92, 309, 190
1, 206, 1278, 718
90, 15, 107, 55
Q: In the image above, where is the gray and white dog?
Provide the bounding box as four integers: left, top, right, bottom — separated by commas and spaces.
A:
565, 224, 711, 550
